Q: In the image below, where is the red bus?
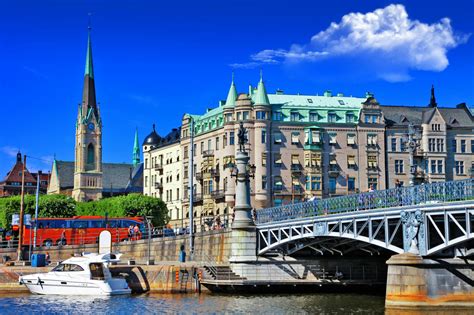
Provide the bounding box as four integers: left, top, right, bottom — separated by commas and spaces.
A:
21, 216, 145, 247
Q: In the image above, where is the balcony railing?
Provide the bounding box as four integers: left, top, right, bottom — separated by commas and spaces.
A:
195, 172, 203, 181
154, 163, 163, 171
291, 164, 303, 173
328, 165, 340, 176
211, 189, 225, 199
366, 143, 379, 151
256, 178, 474, 224
305, 165, 322, 174
202, 150, 214, 157
192, 193, 203, 203
209, 168, 220, 177
154, 182, 163, 189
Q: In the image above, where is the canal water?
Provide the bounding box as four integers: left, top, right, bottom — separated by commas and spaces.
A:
0, 293, 385, 314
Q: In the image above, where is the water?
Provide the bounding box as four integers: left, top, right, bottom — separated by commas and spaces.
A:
0, 293, 385, 314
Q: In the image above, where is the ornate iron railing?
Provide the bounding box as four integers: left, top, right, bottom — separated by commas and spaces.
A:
256, 179, 474, 224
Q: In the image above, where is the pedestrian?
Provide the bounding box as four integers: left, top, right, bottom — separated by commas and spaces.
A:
128, 225, 133, 241
45, 252, 51, 265
133, 224, 140, 240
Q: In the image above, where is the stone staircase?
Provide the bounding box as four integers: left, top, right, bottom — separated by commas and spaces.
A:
202, 265, 247, 281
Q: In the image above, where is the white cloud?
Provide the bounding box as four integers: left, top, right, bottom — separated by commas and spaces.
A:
232, 4, 469, 81
1, 146, 19, 158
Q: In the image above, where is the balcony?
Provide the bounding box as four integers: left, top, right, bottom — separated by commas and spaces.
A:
305, 165, 322, 174
211, 189, 225, 200
195, 172, 203, 181
192, 193, 203, 204
414, 170, 427, 179
273, 187, 291, 195
154, 163, 163, 171
328, 165, 340, 177
366, 143, 379, 152
154, 182, 163, 190
291, 164, 303, 175
209, 168, 220, 178
366, 166, 379, 174
202, 150, 214, 158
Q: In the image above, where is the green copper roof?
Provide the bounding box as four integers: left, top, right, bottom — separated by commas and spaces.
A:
224, 74, 237, 107
133, 128, 140, 167
254, 72, 270, 105
84, 30, 94, 79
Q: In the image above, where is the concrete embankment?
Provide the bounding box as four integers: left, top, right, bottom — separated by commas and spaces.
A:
0, 262, 205, 294
0, 229, 231, 264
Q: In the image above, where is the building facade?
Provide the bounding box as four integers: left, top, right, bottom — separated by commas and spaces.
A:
0, 152, 50, 197
176, 76, 387, 226
384, 88, 474, 187
142, 126, 182, 223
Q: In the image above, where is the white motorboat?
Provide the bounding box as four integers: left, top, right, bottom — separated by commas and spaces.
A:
19, 252, 131, 295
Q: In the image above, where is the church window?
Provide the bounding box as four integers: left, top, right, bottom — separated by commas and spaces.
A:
87, 144, 95, 166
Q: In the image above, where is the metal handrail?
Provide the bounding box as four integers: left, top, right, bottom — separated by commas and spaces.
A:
256, 179, 474, 224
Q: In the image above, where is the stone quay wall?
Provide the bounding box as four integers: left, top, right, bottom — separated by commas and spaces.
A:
386, 253, 474, 310
0, 229, 232, 264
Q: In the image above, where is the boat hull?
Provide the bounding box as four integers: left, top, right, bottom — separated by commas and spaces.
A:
20, 275, 131, 296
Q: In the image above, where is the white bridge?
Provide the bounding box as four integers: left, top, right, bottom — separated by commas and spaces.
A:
256, 179, 474, 257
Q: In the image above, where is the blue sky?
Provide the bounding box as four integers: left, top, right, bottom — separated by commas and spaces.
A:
1, 0, 473, 177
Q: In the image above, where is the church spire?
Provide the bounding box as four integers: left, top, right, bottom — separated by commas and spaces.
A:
255, 70, 270, 105
429, 84, 438, 108
224, 72, 238, 107
133, 128, 140, 167
81, 24, 99, 121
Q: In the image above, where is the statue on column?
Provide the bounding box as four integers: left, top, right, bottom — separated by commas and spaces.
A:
238, 121, 247, 152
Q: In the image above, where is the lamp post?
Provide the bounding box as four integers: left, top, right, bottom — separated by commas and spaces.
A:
145, 215, 153, 265
33, 170, 42, 249
229, 122, 257, 262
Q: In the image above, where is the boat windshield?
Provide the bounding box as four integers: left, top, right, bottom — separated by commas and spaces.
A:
90, 263, 105, 280
52, 263, 84, 272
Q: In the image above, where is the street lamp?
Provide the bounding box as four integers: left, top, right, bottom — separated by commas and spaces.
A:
145, 215, 154, 265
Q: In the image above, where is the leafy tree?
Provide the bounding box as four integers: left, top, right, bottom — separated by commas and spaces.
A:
38, 195, 76, 218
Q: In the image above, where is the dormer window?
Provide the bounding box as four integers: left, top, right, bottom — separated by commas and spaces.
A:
328, 112, 337, 123
290, 111, 300, 122
338, 100, 345, 105
346, 112, 355, 123
273, 111, 283, 121
307, 99, 313, 103
309, 112, 319, 122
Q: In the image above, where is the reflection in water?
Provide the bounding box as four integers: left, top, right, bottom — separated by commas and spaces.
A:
0, 293, 386, 314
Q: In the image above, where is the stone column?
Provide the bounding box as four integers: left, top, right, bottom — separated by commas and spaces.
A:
229, 151, 257, 262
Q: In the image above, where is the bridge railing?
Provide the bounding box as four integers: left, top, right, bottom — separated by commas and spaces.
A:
256, 179, 474, 224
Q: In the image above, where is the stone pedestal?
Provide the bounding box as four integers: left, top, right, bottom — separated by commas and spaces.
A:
386, 253, 474, 310
229, 150, 257, 262
229, 229, 257, 263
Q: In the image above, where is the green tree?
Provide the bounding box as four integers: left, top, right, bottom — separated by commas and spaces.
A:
75, 194, 169, 226
38, 195, 76, 218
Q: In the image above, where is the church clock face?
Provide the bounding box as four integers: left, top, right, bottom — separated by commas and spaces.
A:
88, 123, 95, 131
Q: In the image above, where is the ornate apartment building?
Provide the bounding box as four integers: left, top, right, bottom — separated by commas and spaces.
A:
383, 88, 474, 187
177, 75, 387, 223
142, 127, 182, 223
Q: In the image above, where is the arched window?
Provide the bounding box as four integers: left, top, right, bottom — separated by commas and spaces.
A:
87, 143, 95, 167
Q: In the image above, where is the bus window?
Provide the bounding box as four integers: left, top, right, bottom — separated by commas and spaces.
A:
71, 221, 88, 228
50, 220, 67, 228
90, 220, 105, 228
107, 220, 119, 228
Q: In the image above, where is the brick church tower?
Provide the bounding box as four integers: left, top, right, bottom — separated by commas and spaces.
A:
72, 27, 103, 201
